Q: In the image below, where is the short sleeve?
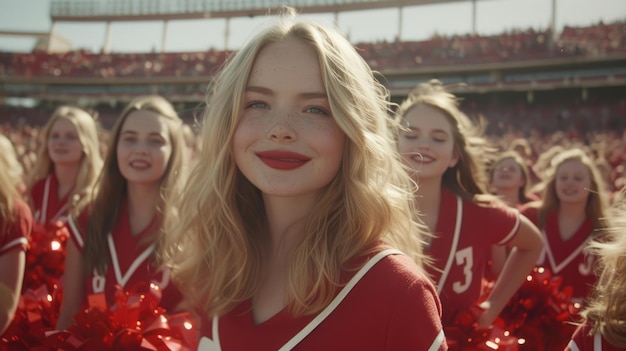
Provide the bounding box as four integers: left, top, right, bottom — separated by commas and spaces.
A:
0, 198, 33, 254
386, 256, 447, 350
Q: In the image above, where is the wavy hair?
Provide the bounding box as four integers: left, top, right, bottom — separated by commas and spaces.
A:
84, 95, 186, 275
537, 148, 610, 231
0, 134, 21, 231
161, 10, 425, 317
27, 106, 103, 217
395, 80, 494, 201
581, 189, 626, 347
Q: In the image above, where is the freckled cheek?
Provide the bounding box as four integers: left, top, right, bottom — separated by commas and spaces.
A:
315, 127, 346, 165
232, 122, 258, 166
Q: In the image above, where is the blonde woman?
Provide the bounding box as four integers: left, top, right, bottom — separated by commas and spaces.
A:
27, 106, 103, 224
161, 9, 447, 351
522, 148, 611, 302
566, 189, 626, 351
0, 150, 32, 334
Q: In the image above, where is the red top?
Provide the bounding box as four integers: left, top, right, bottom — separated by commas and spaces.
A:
521, 206, 595, 300
68, 201, 184, 312
0, 198, 32, 254
566, 320, 626, 351
198, 249, 447, 351
30, 175, 71, 224
427, 189, 520, 324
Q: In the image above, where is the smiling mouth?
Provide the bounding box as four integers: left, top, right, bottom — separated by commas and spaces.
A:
256, 151, 311, 171
129, 160, 151, 169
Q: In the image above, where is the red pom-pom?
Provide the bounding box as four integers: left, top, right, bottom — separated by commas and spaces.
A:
496, 266, 581, 350
22, 221, 69, 294
54, 282, 197, 351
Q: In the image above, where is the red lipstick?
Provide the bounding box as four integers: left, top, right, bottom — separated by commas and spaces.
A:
256, 150, 311, 170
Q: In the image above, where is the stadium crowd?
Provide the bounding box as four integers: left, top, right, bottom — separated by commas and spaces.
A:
1, 21, 624, 78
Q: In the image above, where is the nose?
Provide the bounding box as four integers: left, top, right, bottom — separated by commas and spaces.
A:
267, 115, 296, 143
414, 138, 430, 150
133, 140, 150, 155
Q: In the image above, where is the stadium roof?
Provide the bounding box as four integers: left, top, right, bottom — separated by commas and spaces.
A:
50, 0, 471, 22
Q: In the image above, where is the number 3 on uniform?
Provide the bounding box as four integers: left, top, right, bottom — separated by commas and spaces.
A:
453, 247, 473, 294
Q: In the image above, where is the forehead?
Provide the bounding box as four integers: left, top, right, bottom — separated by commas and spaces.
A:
404, 104, 452, 132
498, 157, 519, 166
122, 110, 168, 133
248, 38, 323, 88
50, 117, 77, 131
557, 159, 589, 173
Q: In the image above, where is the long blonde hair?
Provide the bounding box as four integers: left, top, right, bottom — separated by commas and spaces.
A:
0, 153, 22, 231
581, 188, 626, 347
161, 10, 425, 317
84, 95, 186, 275
27, 106, 103, 217
537, 148, 610, 231
0, 134, 25, 192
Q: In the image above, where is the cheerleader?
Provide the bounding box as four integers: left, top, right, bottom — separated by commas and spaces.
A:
56, 95, 188, 330
521, 148, 611, 302
396, 80, 544, 327
565, 189, 626, 351
161, 9, 447, 350
0, 148, 33, 334
26, 106, 103, 224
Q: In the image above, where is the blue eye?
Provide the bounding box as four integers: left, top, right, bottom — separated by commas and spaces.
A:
304, 106, 329, 115
247, 101, 268, 109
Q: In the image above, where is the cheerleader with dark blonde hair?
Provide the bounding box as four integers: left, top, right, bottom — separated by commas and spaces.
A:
566, 188, 626, 350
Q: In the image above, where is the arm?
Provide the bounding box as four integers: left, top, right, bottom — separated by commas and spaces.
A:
489, 245, 507, 278
56, 238, 86, 330
0, 249, 26, 335
478, 215, 543, 327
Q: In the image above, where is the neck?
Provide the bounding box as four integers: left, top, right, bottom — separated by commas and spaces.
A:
53, 163, 80, 199
126, 182, 160, 220
493, 188, 519, 207
54, 163, 79, 187
263, 193, 317, 256
558, 201, 587, 218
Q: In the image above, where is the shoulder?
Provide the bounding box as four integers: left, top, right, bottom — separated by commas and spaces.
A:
463, 195, 520, 222
0, 198, 32, 253
519, 201, 541, 220
363, 251, 439, 302
363, 252, 446, 349
13, 197, 33, 221
519, 200, 541, 213
567, 321, 595, 351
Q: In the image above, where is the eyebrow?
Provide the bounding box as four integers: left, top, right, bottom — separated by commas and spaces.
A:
245, 85, 327, 100
120, 130, 166, 137
406, 126, 450, 135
